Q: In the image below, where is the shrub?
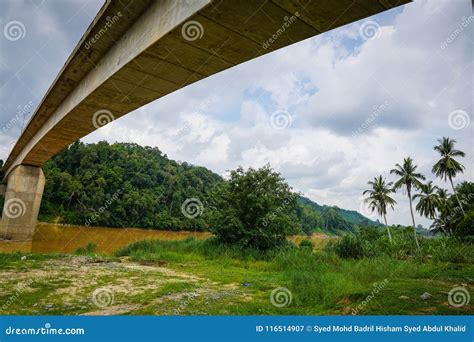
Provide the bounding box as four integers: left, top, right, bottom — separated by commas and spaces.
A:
331, 235, 364, 259
207, 165, 300, 250
453, 210, 474, 241
75, 242, 97, 255
299, 239, 314, 250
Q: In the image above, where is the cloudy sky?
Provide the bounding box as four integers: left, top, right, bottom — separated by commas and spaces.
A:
0, 0, 473, 227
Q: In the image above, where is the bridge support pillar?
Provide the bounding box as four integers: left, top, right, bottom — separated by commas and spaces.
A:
0, 165, 45, 241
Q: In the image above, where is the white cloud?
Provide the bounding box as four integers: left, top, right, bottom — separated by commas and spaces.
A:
2, 0, 472, 228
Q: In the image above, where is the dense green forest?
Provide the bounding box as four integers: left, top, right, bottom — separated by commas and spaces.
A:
18, 141, 378, 234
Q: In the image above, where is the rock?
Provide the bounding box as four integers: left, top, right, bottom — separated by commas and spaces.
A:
420, 292, 431, 300
242, 282, 252, 287
398, 295, 409, 300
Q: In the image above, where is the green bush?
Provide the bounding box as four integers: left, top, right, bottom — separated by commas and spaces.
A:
75, 242, 97, 255
207, 165, 300, 251
299, 239, 314, 250
453, 210, 474, 241
331, 235, 364, 259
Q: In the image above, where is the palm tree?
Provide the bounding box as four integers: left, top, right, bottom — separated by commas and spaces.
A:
414, 181, 439, 220
432, 137, 466, 215
390, 157, 426, 249
362, 175, 397, 242
430, 188, 450, 235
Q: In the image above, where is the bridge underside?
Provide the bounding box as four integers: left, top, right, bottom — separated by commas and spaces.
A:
0, 0, 410, 242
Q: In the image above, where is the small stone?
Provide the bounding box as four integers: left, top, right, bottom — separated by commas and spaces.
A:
420, 292, 431, 300
242, 282, 252, 287
20, 256, 27, 260
398, 295, 409, 300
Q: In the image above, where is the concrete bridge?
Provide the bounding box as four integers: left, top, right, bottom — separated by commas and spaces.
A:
0, 0, 409, 241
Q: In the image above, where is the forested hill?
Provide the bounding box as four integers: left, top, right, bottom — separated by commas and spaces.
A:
36, 141, 379, 234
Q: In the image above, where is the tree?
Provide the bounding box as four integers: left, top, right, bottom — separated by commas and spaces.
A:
430, 188, 450, 235
390, 157, 426, 249
362, 175, 397, 242
207, 165, 299, 250
414, 181, 439, 220
432, 137, 466, 215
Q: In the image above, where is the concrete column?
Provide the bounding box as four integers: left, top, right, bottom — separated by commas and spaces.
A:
0, 165, 45, 241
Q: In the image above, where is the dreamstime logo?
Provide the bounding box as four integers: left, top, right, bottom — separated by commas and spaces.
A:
440, 16, 473, 50
352, 279, 389, 315
378, 0, 401, 6
359, 196, 378, 220
263, 192, 299, 227
181, 20, 204, 41
270, 287, 292, 308
270, 110, 292, 130
85, 189, 122, 227
262, 12, 300, 50
1, 278, 34, 312
91, 288, 114, 308
445, 193, 474, 222
352, 100, 391, 137
448, 110, 470, 130
181, 198, 203, 219
448, 287, 470, 307
92, 109, 115, 129
84, 11, 122, 49
359, 21, 380, 40
3, 21, 26, 41
4, 198, 26, 219
2, 101, 34, 134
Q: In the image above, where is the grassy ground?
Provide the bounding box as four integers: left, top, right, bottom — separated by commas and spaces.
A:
0, 237, 472, 315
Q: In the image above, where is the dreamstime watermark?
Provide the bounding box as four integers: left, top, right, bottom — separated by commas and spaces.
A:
84, 12, 123, 49
262, 12, 300, 50
263, 192, 299, 227
270, 287, 292, 308
378, 0, 402, 7
181, 198, 203, 219
359, 195, 378, 220
5, 323, 85, 336
173, 284, 208, 314
448, 287, 470, 307
85, 189, 122, 226
4, 198, 26, 219
352, 278, 389, 315
440, 16, 474, 50
91, 288, 114, 308
270, 110, 292, 129
92, 109, 115, 129
444, 192, 474, 223
1, 278, 34, 312
181, 20, 204, 41
174, 291, 200, 315
352, 100, 391, 137
2, 101, 34, 134
3, 20, 26, 41
359, 21, 381, 40
448, 110, 470, 130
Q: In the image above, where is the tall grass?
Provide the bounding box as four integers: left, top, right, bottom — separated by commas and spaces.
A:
115, 237, 294, 262
115, 231, 472, 311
